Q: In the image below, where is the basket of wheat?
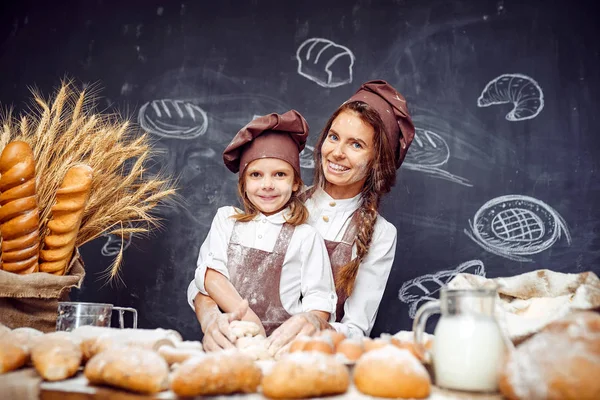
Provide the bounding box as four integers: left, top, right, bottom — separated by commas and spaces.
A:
0, 82, 176, 331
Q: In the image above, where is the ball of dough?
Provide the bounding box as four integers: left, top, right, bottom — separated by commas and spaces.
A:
262, 352, 350, 399
499, 311, 600, 400
235, 335, 271, 361
354, 345, 431, 399
229, 321, 261, 339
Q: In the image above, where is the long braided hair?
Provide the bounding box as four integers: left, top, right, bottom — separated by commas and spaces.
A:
313, 101, 397, 297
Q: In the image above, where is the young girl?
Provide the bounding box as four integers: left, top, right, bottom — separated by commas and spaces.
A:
187, 110, 336, 350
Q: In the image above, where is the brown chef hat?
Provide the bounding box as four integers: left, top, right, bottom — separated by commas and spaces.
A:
223, 110, 309, 175
346, 80, 415, 169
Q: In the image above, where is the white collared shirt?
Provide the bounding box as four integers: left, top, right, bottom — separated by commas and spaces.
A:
304, 187, 397, 338
187, 206, 337, 318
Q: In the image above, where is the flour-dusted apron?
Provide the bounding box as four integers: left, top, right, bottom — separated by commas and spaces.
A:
300, 187, 361, 322
226, 221, 295, 335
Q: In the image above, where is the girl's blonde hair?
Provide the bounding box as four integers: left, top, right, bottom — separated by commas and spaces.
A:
232, 167, 309, 226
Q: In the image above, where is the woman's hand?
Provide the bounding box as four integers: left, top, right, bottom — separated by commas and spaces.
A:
266, 311, 331, 357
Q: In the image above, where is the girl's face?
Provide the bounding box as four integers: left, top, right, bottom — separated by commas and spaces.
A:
321, 111, 375, 199
244, 158, 298, 215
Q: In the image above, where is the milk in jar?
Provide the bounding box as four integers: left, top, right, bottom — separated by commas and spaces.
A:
433, 314, 506, 392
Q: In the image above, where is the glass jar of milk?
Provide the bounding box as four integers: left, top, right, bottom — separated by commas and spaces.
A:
413, 288, 507, 392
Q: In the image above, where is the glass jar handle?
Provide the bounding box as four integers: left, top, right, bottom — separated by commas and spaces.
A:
412, 300, 440, 364
112, 307, 138, 329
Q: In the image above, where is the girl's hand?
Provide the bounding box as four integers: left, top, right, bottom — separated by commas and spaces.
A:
201, 300, 249, 352
266, 311, 330, 357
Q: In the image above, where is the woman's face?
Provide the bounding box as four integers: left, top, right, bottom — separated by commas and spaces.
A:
321, 111, 375, 199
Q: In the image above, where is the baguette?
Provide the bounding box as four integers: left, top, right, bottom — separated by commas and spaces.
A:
0, 141, 40, 274
39, 164, 93, 275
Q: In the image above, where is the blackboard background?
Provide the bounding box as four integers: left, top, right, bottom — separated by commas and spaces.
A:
0, 0, 598, 339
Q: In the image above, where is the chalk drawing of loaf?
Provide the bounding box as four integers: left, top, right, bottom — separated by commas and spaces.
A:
477, 74, 544, 121
465, 195, 571, 262
403, 128, 472, 187
101, 222, 134, 257
138, 99, 208, 139
398, 260, 486, 318
296, 38, 355, 88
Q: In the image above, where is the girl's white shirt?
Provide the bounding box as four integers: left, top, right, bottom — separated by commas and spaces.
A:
304, 187, 397, 338
187, 206, 337, 318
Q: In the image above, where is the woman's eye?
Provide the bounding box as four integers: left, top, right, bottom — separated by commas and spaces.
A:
352, 142, 362, 149
328, 133, 338, 141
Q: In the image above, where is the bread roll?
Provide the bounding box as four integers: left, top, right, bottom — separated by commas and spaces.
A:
9, 327, 44, 352
31, 333, 82, 381
354, 345, 431, 399
261, 352, 350, 399
0, 141, 40, 274
84, 347, 169, 394
170, 350, 261, 396
336, 338, 364, 362
158, 345, 205, 366
317, 329, 346, 348
289, 336, 311, 353
363, 337, 389, 352
39, 164, 93, 275
304, 336, 335, 354
499, 311, 600, 400
0, 338, 28, 373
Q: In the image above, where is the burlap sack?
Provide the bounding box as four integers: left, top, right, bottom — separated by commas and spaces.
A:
0, 249, 85, 332
447, 269, 600, 343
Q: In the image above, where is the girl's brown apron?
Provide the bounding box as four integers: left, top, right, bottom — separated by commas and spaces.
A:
301, 187, 360, 322
226, 221, 295, 335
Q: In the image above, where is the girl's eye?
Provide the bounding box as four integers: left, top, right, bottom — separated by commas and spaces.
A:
275, 172, 286, 177
249, 172, 261, 178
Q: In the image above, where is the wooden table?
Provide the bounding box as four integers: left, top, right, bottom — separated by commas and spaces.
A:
39, 372, 504, 400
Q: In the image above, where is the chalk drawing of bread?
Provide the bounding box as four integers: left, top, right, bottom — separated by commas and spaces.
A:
296, 38, 355, 88
398, 260, 486, 318
465, 195, 571, 262
477, 74, 544, 121
138, 99, 208, 139
403, 128, 449, 168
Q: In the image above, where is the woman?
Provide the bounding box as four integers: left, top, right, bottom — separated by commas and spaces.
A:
197, 80, 415, 352
265, 80, 415, 354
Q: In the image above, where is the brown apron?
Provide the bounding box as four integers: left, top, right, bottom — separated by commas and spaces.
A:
300, 187, 360, 322
226, 220, 295, 335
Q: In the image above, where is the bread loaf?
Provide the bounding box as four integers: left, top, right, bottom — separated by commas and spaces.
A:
499, 311, 600, 400
170, 350, 261, 397
39, 164, 93, 275
158, 345, 205, 366
354, 345, 431, 399
0, 141, 40, 274
84, 347, 169, 394
31, 333, 82, 381
0, 337, 28, 373
261, 352, 350, 399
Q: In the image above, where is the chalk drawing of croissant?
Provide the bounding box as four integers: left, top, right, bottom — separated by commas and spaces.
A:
296, 38, 355, 88
398, 260, 486, 318
477, 74, 544, 121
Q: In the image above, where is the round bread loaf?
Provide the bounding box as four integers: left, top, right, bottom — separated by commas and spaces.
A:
0, 338, 28, 373
354, 345, 431, 399
261, 352, 350, 399
336, 338, 364, 362
499, 311, 600, 400
170, 350, 261, 396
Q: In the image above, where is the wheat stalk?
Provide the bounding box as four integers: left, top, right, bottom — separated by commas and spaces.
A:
0, 80, 177, 278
